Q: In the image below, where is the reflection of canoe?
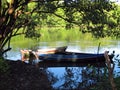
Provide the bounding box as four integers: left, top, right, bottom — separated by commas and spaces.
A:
39, 52, 114, 63
38, 62, 106, 67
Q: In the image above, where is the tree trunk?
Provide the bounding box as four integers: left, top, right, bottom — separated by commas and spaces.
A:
104, 51, 117, 90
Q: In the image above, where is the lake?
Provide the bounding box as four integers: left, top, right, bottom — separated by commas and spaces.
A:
5, 38, 120, 89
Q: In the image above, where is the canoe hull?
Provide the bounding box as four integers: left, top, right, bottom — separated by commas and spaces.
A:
39, 52, 114, 63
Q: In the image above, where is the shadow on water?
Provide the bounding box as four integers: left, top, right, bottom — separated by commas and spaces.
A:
37, 61, 108, 90
38, 61, 106, 67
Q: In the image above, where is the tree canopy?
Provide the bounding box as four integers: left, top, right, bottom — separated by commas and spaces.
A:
0, 0, 120, 55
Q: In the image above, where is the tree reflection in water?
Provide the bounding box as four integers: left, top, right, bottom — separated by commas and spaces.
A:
39, 63, 107, 90
58, 66, 103, 90
39, 67, 59, 86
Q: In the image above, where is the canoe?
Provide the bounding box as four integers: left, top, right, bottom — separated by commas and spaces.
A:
20, 46, 67, 62
38, 51, 114, 63
36, 46, 67, 54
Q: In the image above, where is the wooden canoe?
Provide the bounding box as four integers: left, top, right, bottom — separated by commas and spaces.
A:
36, 46, 67, 54
20, 46, 67, 61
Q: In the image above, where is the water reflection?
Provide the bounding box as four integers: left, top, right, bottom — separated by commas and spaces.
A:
38, 62, 106, 89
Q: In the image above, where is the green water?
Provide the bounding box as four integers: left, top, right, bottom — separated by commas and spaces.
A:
10, 27, 118, 50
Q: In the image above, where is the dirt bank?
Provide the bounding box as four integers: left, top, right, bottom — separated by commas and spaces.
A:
0, 60, 53, 90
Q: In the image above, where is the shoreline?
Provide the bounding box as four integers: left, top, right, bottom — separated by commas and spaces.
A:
0, 60, 53, 90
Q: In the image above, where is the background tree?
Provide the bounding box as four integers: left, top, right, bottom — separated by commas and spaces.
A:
0, 0, 119, 57
0, 0, 47, 56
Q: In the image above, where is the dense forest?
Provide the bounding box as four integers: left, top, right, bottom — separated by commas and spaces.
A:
0, 0, 120, 55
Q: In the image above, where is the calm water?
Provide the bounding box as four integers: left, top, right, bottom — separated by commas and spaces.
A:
5, 40, 120, 89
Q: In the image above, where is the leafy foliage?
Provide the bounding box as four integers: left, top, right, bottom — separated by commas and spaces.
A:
0, 0, 120, 55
